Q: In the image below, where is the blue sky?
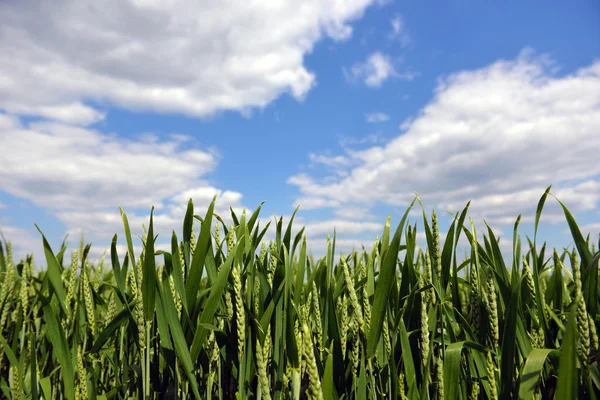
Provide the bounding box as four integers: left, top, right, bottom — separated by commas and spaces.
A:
0, 0, 599, 262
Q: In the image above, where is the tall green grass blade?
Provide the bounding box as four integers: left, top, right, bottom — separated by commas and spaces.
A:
555, 307, 578, 400
367, 198, 416, 358
35, 225, 67, 313
444, 341, 465, 400
185, 195, 216, 310
499, 279, 520, 399
42, 303, 75, 400
157, 278, 201, 399
190, 239, 236, 361
322, 349, 335, 400
142, 207, 156, 322
518, 348, 558, 399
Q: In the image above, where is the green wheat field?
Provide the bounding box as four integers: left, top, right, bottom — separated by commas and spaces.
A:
0, 186, 598, 399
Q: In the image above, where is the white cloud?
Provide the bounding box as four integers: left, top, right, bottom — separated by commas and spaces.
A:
306, 238, 369, 257
365, 112, 390, 123
290, 50, 600, 225
389, 15, 410, 46
345, 52, 398, 87
334, 206, 373, 220
0, 112, 247, 252
0, 225, 43, 265
293, 195, 341, 210
580, 223, 600, 241
0, 0, 376, 121
303, 219, 382, 236
3, 102, 106, 126
0, 118, 218, 211
345, 51, 417, 87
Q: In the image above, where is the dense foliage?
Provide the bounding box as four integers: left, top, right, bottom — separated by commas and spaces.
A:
0, 187, 599, 399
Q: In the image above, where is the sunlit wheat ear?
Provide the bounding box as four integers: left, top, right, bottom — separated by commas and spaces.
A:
105, 290, 116, 328
132, 250, 146, 349
469, 217, 482, 341
11, 362, 20, 399
295, 319, 305, 376
82, 259, 95, 335
302, 323, 324, 400
432, 209, 442, 285
571, 250, 591, 360
523, 258, 544, 348
227, 225, 235, 254
486, 351, 498, 400
436, 350, 444, 400
485, 270, 499, 349
350, 315, 360, 381
469, 380, 480, 400
65, 250, 79, 321
259, 241, 267, 265
214, 221, 220, 250
419, 277, 430, 370
19, 255, 31, 320
232, 260, 245, 359
398, 372, 407, 400
77, 344, 88, 400
341, 255, 363, 332
588, 315, 599, 353
423, 249, 433, 305
311, 282, 323, 353
0, 242, 15, 331
338, 294, 348, 359
382, 311, 391, 360
93, 253, 105, 292
281, 366, 291, 399
359, 260, 371, 334
268, 241, 277, 287
256, 334, 272, 400
190, 222, 196, 258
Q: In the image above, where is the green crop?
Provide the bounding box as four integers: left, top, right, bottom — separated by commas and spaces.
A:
0, 187, 598, 399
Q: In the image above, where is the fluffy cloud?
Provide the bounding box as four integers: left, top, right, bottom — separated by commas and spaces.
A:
0, 0, 377, 121
0, 112, 246, 249
0, 116, 217, 211
345, 51, 416, 87
345, 52, 398, 87
290, 51, 600, 225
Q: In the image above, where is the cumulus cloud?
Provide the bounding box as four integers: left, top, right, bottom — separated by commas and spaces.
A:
2, 102, 106, 126
0, 117, 218, 211
365, 112, 390, 123
290, 50, 600, 225
0, 112, 246, 250
0, 0, 376, 121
